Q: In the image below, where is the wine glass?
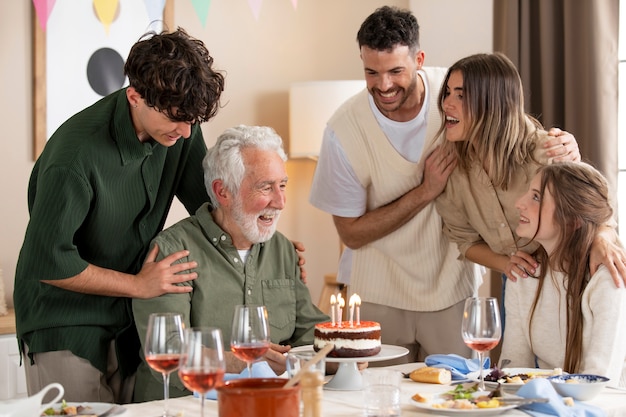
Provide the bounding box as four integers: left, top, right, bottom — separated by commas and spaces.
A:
461, 297, 502, 391
144, 313, 184, 417
178, 327, 226, 417
230, 304, 271, 377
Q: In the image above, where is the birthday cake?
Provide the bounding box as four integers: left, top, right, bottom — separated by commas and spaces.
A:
313, 321, 381, 358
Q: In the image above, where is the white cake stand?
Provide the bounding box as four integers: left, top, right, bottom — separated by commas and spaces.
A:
290, 344, 409, 391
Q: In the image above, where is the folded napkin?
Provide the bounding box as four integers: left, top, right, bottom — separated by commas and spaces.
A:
516, 379, 606, 417
424, 354, 490, 380
195, 361, 277, 400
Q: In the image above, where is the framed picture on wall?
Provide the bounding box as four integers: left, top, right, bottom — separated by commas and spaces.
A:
32, 0, 174, 160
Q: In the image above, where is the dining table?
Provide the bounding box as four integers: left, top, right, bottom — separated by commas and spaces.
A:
117, 362, 626, 417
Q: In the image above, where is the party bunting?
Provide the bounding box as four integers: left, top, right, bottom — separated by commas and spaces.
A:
143, 0, 166, 26
32, 0, 56, 31
190, 0, 211, 27
93, 0, 119, 35
248, 0, 262, 20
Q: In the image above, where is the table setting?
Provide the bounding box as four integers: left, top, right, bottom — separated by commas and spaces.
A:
7, 296, 625, 417
118, 296, 624, 416
110, 358, 626, 417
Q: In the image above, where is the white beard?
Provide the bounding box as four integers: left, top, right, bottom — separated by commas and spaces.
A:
232, 196, 280, 244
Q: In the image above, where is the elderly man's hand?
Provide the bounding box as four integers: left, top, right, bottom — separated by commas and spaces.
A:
264, 343, 291, 375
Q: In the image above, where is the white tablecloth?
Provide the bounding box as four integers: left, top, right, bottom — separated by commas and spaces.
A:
118, 363, 626, 416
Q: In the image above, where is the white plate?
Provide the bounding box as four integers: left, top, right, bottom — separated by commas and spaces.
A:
46, 402, 117, 416
290, 344, 409, 363
410, 397, 517, 416
467, 367, 562, 393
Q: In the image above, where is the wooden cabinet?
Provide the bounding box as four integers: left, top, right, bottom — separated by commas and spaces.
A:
0, 310, 27, 399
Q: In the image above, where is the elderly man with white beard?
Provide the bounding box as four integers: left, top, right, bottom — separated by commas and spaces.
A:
131, 125, 329, 402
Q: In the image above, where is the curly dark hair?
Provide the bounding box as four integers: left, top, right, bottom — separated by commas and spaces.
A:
357, 6, 420, 53
124, 27, 225, 124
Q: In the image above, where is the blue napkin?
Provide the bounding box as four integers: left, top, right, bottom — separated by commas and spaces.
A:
424, 354, 490, 380
194, 361, 277, 400
516, 379, 606, 417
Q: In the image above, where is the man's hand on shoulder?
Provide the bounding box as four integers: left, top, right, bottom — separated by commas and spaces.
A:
291, 240, 307, 283
420, 146, 456, 201
134, 244, 198, 298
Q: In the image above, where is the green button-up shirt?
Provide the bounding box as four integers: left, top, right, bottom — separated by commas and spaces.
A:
15, 89, 209, 378
132, 203, 328, 401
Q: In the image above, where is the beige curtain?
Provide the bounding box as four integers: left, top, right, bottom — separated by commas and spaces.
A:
493, 0, 619, 199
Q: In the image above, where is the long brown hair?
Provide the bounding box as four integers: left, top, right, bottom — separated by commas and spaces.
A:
528, 162, 613, 373
436, 53, 542, 190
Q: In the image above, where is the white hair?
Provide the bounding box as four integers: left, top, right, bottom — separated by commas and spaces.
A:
202, 125, 287, 208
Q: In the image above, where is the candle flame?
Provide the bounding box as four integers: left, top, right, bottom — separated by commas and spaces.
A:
355, 294, 361, 306
338, 297, 345, 308
330, 294, 336, 305
348, 294, 358, 307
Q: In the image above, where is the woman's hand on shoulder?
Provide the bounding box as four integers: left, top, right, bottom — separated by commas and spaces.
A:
505, 251, 538, 281
543, 128, 581, 162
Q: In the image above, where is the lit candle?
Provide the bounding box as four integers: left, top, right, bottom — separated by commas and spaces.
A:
337, 293, 345, 327
349, 294, 357, 327
330, 294, 336, 326
355, 294, 361, 325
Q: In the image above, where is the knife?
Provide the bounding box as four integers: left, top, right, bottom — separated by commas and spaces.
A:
491, 397, 549, 405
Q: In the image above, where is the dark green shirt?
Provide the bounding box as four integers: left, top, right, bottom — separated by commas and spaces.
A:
14, 89, 209, 378
132, 203, 329, 401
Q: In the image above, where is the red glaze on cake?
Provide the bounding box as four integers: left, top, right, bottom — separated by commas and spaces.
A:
313, 321, 381, 358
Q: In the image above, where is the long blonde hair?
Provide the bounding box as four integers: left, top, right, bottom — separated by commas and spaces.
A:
528, 162, 613, 373
436, 53, 542, 190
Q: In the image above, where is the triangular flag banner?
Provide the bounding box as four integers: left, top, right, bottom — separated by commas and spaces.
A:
291, 0, 297, 10
93, 0, 119, 35
190, 0, 211, 27
248, 0, 262, 20
32, 0, 56, 31
143, 0, 166, 26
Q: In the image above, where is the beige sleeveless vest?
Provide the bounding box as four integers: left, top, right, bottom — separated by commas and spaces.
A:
328, 67, 478, 311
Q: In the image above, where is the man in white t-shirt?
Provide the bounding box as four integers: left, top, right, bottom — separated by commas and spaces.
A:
309, 6, 578, 362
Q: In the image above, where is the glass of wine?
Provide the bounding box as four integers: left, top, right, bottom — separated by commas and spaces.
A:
230, 304, 271, 377
178, 327, 226, 417
461, 297, 502, 392
144, 312, 185, 417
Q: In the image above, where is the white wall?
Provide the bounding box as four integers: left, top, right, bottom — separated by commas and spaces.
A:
411, 0, 493, 67
0, 1, 492, 309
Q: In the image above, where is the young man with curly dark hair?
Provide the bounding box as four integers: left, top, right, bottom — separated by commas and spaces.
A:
15, 28, 224, 403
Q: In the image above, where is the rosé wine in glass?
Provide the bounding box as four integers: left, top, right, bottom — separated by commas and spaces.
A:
461, 297, 502, 391
230, 305, 270, 377
179, 327, 226, 417
146, 354, 182, 374
465, 338, 500, 353
144, 313, 184, 417
179, 368, 225, 393
230, 343, 270, 362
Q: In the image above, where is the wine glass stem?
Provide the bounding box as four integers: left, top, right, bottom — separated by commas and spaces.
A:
201, 395, 205, 417
162, 372, 170, 417
477, 352, 485, 391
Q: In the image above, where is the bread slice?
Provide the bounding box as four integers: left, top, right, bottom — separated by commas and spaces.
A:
409, 367, 452, 384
